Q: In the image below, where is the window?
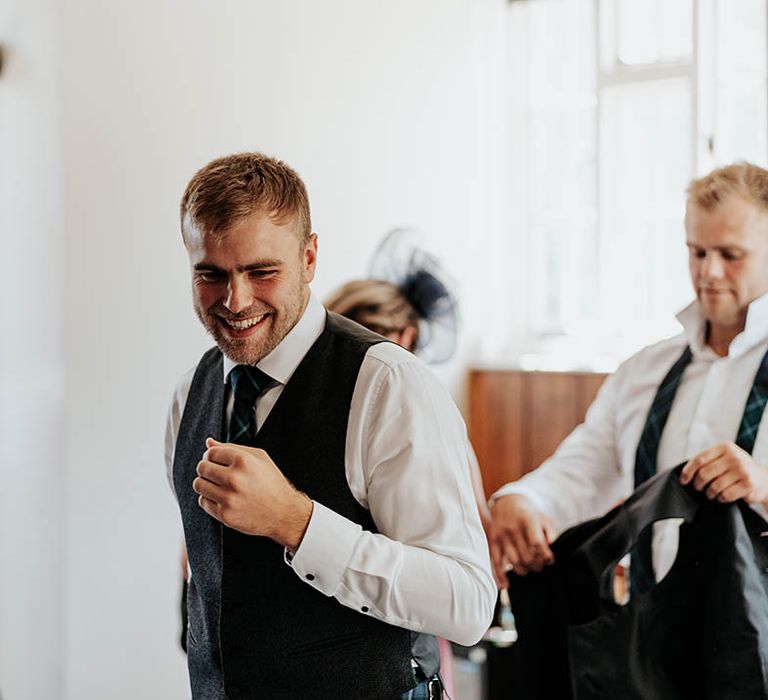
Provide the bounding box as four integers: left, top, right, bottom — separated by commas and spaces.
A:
507, 0, 768, 368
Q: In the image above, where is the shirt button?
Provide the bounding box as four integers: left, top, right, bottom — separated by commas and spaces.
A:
305, 573, 315, 581
361, 606, 369, 613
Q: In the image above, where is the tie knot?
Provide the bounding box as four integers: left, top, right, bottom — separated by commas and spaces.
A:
229, 365, 272, 402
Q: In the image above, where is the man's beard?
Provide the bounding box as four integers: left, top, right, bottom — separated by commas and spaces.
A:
195, 294, 306, 365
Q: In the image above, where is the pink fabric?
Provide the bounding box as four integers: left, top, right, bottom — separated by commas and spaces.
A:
438, 637, 455, 697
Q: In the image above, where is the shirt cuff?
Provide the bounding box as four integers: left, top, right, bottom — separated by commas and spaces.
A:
283, 500, 362, 596
489, 482, 549, 513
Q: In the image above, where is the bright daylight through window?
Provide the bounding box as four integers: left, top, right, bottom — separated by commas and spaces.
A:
508, 0, 767, 370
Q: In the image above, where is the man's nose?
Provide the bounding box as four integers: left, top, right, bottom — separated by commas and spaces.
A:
701, 252, 724, 280
224, 277, 251, 313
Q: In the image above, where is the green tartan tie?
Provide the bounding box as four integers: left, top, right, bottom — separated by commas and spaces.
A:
227, 365, 272, 445
633, 346, 693, 488
630, 346, 693, 594
735, 349, 768, 454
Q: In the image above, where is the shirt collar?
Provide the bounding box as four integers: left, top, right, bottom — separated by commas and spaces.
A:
676, 290, 768, 358
222, 291, 326, 385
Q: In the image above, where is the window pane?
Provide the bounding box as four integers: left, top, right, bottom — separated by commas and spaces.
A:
713, 0, 767, 165
526, 0, 598, 335
507, 0, 766, 365
599, 77, 693, 339
615, 0, 693, 66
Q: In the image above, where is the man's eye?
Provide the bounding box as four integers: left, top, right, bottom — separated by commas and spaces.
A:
249, 269, 277, 279
197, 271, 225, 282
722, 250, 742, 261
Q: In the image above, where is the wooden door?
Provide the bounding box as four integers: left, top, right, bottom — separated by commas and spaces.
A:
468, 369, 607, 497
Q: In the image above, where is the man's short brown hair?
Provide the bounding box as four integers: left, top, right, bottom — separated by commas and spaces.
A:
687, 162, 768, 213
180, 152, 312, 242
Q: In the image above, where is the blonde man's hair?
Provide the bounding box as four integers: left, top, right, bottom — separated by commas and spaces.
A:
687, 162, 768, 212
180, 152, 311, 242
325, 280, 419, 342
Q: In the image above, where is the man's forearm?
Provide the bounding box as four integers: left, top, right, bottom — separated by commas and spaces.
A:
285, 501, 497, 646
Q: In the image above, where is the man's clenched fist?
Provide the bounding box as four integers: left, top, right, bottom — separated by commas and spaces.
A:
193, 438, 313, 551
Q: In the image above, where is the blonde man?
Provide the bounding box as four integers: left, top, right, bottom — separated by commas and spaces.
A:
492, 163, 768, 592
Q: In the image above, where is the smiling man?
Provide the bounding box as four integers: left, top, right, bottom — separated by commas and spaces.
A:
165, 153, 495, 700
491, 162, 768, 592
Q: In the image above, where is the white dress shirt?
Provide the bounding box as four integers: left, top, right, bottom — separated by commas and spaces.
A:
166, 293, 495, 646
493, 293, 768, 579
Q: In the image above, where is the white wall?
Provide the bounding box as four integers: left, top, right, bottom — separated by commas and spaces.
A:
3, 2, 513, 698
0, 0, 64, 698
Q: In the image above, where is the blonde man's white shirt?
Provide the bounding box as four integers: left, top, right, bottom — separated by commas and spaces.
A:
493, 292, 768, 579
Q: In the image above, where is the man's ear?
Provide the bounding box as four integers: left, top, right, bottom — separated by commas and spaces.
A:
397, 325, 419, 353
302, 233, 318, 283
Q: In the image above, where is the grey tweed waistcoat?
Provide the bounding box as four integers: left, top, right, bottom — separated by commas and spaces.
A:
173, 312, 435, 700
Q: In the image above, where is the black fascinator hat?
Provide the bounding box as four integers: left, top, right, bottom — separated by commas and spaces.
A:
369, 228, 459, 364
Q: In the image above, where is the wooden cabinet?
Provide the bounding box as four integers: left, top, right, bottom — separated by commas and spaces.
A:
468, 369, 607, 498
